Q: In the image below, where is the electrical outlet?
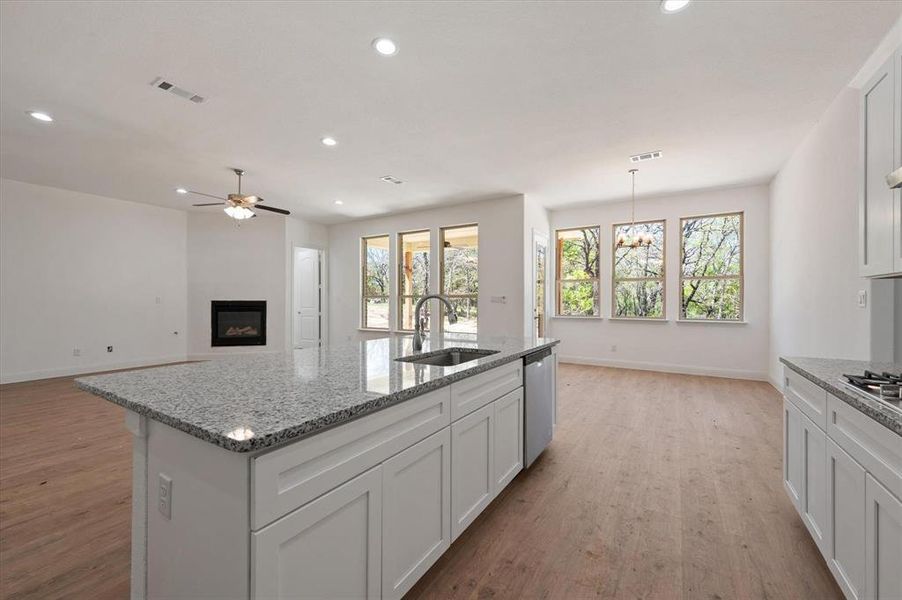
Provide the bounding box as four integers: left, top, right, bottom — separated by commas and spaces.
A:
158, 473, 172, 519
72, 348, 81, 357
857, 290, 867, 308
490, 295, 508, 304
155, 296, 162, 305
107, 346, 114, 353
610, 344, 617, 352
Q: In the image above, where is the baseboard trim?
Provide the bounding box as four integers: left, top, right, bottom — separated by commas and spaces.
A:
557, 354, 769, 381
0, 355, 188, 385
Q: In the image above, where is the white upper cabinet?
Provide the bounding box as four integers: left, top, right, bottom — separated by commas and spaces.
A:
860, 48, 901, 278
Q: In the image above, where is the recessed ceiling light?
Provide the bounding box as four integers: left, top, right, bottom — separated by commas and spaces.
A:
321, 136, 337, 147
175, 187, 188, 194
334, 200, 344, 205
380, 175, 403, 184
660, 0, 690, 13
372, 37, 398, 56
27, 111, 53, 122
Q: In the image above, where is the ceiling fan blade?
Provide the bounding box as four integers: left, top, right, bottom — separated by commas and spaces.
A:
187, 190, 227, 201
255, 204, 291, 215
192, 202, 224, 207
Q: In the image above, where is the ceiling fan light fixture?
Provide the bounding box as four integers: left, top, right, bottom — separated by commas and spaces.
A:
224, 206, 255, 220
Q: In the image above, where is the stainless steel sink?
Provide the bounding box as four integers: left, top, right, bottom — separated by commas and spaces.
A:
395, 348, 499, 367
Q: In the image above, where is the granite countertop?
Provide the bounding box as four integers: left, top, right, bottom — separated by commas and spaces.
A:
780, 357, 901, 436
77, 334, 559, 452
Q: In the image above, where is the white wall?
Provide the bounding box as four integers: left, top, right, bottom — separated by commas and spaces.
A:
768, 87, 885, 384
548, 184, 771, 380
0, 178, 187, 382
327, 195, 526, 344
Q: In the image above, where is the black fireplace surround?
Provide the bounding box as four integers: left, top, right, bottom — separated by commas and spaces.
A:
211, 301, 266, 347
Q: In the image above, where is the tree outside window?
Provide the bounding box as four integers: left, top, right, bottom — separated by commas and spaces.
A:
555, 226, 600, 316
440, 224, 478, 334
613, 220, 665, 318
398, 230, 431, 331
361, 235, 390, 328
680, 212, 743, 320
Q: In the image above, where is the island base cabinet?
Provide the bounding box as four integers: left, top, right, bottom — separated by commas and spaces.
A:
828, 438, 866, 600
251, 466, 382, 600
493, 387, 524, 492
381, 429, 451, 600
451, 402, 494, 541
865, 474, 902, 600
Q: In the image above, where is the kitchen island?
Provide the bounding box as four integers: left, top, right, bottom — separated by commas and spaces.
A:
77, 334, 558, 600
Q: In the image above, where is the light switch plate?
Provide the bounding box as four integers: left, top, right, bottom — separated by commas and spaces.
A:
158, 473, 172, 519
857, 290, 867, 308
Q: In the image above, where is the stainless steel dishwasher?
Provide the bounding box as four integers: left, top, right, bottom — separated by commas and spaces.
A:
524, 346, 554, 467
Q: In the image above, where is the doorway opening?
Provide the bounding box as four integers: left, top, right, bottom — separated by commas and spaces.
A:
293, 247, 323, 349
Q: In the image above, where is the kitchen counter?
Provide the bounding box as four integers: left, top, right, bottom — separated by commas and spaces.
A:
76, 334, 558, 452
780, 356, 901, 435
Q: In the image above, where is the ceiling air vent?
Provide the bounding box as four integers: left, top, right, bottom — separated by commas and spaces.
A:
629, 150, 662, 163
150, 77, 205, 104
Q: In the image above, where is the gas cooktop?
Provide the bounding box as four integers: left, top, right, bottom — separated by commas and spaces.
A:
840, 370, 902, 414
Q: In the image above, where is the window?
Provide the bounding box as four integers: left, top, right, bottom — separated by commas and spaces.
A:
398, 230, 431, 331
555, 226, 600, 316
680, 212, 743, 320
440, 224, 478, 333
612, 220, 665, 319
361, 235, 390, 329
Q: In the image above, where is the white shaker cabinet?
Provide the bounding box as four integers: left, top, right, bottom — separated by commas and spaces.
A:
251, 466, 383, 600
860, 48, 901, 278
801, 412, 830, 557
450, 401, 495, 541
381, 428, 451, 600
783, 398, 804, 510
865, 473, 902, 600
493, 387, 524, 492
827, 438, 867, 600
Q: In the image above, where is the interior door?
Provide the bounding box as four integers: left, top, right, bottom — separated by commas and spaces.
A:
532, 231, 548, 337
294, 247, 321, 348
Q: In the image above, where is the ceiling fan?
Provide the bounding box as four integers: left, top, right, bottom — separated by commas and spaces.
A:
186, 168, 290, 220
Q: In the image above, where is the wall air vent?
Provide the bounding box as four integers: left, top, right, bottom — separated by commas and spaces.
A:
380, 175, 403, 184
629, 150, 662, 163
150, 77, 205, 104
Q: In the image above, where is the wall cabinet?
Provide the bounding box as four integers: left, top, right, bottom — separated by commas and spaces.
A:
252, 466, 383, 600
381, 428, 451, 600
860, 47, 902, 278
865, 473, 902, 600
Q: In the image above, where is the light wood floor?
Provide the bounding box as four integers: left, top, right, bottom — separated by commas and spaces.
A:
0, 364, 842, 599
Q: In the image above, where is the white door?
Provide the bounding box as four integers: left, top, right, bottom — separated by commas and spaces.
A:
293, 247, 321, 348
381, 428, 451, 600
450, 402, 494, 541
801, 413, 829, 557
827, 438, 866, 600
865, 473, 902, 600
252, 466, 382, 600
783, 399, 803, 511
493, 387, 523, 493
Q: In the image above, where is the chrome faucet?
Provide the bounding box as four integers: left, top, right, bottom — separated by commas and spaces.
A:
412, 294, 458, 351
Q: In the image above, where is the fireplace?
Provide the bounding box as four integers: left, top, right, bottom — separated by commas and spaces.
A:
211, 301, 266, 346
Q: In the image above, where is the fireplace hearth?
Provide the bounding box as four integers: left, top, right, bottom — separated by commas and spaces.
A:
211, 301, 266, 346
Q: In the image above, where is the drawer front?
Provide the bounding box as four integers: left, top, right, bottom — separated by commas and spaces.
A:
450, 360, 522, 421
784, 367, 828, 431
252, 386, 451, 529
827, 393, 902, 500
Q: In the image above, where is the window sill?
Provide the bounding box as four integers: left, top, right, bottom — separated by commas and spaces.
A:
675, 319, 747, 325
608, 317, 669, 323
551, 315, 602, 320
358, 327, 390, 333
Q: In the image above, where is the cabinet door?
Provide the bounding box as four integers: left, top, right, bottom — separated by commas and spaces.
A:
382, 428, 451, 600
801, 414, 830, 557
252, 466, 382, 600
860, 53, 896, 276
828, 438, 867, 600
865, 474, 902, 600
783, 398, 803, 511
493, 387, 523, 494
895, 45, 902, 272
451, 402, 494, 541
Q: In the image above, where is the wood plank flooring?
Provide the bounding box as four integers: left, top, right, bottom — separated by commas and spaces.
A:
0, 364, 842, 599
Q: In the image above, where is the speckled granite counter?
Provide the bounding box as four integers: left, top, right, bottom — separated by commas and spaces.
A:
780, 357, 901, 436
77, 334, 558, 452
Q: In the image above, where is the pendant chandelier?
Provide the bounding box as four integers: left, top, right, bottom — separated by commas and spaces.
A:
616, 168, 653, 248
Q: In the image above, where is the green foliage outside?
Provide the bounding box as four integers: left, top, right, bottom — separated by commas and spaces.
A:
680, 214, 742, 320
558, 227, 599, 316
